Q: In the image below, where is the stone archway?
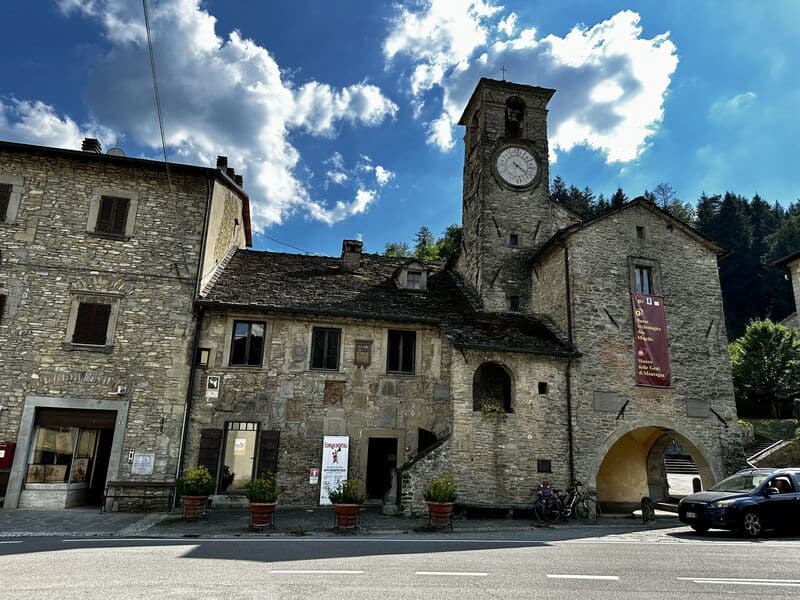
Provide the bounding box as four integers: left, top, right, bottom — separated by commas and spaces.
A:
589, 419, 719, 513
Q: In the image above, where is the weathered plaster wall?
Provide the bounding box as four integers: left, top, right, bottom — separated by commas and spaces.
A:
200, 182, 247, 293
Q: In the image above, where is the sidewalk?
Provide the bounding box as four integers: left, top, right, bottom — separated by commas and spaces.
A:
0, 505, 680, 538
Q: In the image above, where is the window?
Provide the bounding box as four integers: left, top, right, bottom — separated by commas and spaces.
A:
473, 362, 513, 413
509, 295, 520, 311
0, 183, 10, 222
509, 233, 519, 247
72, 302, 112, 345
636, 226, 645, 239
387, 329, 416, 374
406, 271, 423, 290
95, 196, 130, 235
537, 459, 552, 473
634, 266, 653, 294
538, 382, 549, 395
229, 320, 265, 366
0, 294, 6, 324
310, 327, 341, 370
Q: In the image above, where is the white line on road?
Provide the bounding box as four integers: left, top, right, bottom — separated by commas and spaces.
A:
0, 541, 22, 544
416, 571, 488, 577
679, 577, 800, 587
548, 574, 620, 581
269, 570, 364, 575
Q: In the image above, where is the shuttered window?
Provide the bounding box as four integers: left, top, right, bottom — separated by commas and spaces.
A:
72, 302, 112, 345
257, 430, 280, 477
95, 195, 130, 235
387, 329, 416, 374
0, 183, 11, 222
197, 428, 223, 489
310, 327, 341, 370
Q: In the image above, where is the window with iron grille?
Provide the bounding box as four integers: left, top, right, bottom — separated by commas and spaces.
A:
95, 195, 130, 235
229, 320, 266, 366
387, 329, 416, 374
310, 327, 341, 370
72, 302, 112, 345
0, 183, 11, 222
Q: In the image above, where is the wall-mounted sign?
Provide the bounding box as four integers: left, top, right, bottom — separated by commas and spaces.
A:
206, 375, 220, 399
319, 435, 349, 505
131, 452, 155, 476
233, 438, 247, 456
309, 468, 320, 485
354, 340, 372, 366
631, 293, 671, 387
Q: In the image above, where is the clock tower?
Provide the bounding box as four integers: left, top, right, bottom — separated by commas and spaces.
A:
455, 78, 580, 312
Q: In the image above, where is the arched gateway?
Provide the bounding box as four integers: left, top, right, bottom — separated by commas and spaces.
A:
589, 419, 722, 513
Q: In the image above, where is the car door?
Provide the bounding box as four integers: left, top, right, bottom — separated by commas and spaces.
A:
762, 476, 795, 531
790, 475, 800, 530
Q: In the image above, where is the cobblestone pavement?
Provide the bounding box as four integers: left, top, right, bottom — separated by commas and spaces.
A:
0, 504, 684, 539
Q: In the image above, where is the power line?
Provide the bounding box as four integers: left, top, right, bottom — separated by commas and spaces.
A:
257, 232, 312, 254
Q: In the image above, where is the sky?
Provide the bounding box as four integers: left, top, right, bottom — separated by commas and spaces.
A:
1, 0, 799, 256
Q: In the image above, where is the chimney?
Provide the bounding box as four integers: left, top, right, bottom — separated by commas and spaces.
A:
341, 239, 363, 270
216, 155, 228, 169
234, 174, 244, 187
81, 138, 102, 153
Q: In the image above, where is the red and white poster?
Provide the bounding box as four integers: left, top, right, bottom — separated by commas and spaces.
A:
631, 293, 671, 387
319, 435, 349, 505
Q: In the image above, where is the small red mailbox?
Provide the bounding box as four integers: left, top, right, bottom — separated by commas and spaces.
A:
0, 442, 16, 469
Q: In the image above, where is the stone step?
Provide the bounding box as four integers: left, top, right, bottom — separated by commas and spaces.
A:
208, 494, 248, 510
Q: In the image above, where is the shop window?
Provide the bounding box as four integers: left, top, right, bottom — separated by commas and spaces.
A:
229, 320, 266, 366
473, 362, 513, 413
387, 329, 416, 374
634, 265, 654, 295
310, 327, 341, 370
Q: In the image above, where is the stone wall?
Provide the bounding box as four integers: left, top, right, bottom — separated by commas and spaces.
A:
200, 182, 247, 293
0, 148, 227, 505
184, 310, 452, 505
553, 203, 745, 495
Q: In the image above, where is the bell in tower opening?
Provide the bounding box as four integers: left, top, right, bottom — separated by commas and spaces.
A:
505, 96, 526, 137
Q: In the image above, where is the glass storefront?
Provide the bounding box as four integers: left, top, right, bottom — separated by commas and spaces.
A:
26, 426, 100, 485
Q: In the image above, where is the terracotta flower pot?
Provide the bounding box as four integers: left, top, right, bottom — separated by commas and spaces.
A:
182, 495, 208, 520
249, 502, 277, 528
333, 503, 361, 528
426, 501, 455, 527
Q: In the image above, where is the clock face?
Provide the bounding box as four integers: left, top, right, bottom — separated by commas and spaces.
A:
496, 146, 538, 187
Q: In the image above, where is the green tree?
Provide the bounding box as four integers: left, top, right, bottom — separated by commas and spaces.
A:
645, 183, 695, 223
766, 213, 800, 264
384, 242, 410, 257
730, 319, 800, 418
414, 226, 439, 260
610, 187, 627, 210
436, 224, 462, 261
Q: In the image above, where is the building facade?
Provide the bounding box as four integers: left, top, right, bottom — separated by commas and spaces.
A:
0, 140, 249, 509
183, 79, 745, 514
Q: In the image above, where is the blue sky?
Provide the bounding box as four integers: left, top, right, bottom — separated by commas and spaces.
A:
1, 1, 798, 255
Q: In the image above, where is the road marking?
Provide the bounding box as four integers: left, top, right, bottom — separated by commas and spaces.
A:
416, 571, 488, 577
270, 570, 363, 575
679, 577, 800, 587
0, 541, 22, 544
548, 574, 619, 581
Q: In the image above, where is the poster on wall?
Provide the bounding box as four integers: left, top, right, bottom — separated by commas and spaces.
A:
631, 293, 671, 387
318, 435, 349, 505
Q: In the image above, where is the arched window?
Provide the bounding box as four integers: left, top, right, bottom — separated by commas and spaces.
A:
505, 97, 526, 137
472, 362, 513, 413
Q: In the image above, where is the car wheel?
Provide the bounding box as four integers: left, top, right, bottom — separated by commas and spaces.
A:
691, 524, 709, 534
741, 512, 762, 538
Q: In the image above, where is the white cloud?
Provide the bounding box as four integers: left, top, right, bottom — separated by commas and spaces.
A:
374, 165, 394, 186
709, 91, 757, 120
46, 0, 398, 229
497, 12, 517, 37
326, 171, 349, 185
0, 98, 112, 150
385, 7, 678, 163
307, 188, 377, 224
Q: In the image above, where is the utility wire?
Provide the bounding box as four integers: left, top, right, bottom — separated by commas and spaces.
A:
258, 232, 312, 254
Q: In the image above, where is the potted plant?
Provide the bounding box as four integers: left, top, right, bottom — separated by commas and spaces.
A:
175, 465, 215, 519
328, 478, 366, 529
423, 474, 458, 527
245, 473, 279, 528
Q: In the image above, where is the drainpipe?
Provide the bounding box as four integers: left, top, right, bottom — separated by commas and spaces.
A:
563, 243, 576, 485
174, 175, 214, 502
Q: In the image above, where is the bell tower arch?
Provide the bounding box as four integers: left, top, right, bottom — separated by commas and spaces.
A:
455, 78, 579, 312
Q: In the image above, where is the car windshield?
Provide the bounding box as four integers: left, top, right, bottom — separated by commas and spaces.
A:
710, 473, 766, 493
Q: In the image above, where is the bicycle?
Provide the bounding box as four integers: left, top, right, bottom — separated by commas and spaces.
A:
533, 487, 564, 525
558, 480, 601, 523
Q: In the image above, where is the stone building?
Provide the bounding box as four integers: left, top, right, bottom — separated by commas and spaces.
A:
184, 78, 744, 514
0, 139, 250, 509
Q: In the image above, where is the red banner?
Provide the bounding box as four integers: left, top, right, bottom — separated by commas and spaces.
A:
631, 293, 671, 387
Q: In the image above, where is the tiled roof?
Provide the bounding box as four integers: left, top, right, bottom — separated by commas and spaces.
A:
200, 249, 577, 357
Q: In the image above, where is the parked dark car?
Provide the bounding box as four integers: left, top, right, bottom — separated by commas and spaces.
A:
678, 468, 800, 537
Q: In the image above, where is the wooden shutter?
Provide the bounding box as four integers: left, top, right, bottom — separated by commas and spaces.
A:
72, 302, 111, 345
110, 197, 129, 234
197, 428, 223, 487
257, 430, 280, 477
0, 183, 11, 222
96, 196, 114, 232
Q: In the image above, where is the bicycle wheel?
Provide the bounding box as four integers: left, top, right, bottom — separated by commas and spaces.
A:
535, 496, 562, 524
575, 497, 600, 523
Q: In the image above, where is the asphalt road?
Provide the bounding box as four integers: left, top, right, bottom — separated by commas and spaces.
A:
1, 528, 799, 599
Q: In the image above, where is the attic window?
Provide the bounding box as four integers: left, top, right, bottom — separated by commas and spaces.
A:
636, 226, 645, 239
406, 270, 423, 290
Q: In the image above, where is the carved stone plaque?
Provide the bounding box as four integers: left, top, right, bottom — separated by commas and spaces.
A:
354, 340, 372, 366
324, 380, 345, 405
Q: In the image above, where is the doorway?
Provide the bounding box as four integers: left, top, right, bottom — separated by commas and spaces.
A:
219, 422, 259, 494
366, 437, 398, 499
